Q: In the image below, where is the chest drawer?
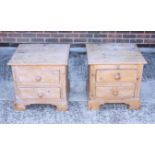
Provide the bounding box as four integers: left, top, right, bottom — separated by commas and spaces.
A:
18, 87, 61, 99
14, 66, 60, 84
96, 69, 137, 83
96, 85, 135, 99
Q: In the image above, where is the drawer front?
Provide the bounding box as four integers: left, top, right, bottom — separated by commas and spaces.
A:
15, 67, 60, 83
96, 69, 137, 83
18, 87, 61, 99
96, 86, 135, 99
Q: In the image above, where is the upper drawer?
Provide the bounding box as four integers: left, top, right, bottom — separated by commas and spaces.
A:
96, 69, 138, 83
14, 66, 60, 84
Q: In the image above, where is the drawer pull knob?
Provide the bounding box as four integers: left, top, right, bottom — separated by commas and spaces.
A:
38, 93, 44, 98
112, 90, 119, 96
35, 76, 42, 82
114, 73, 121, 80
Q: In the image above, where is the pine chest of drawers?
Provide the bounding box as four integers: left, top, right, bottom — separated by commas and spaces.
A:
86, 43, 147, 110
8, 44, 70, 111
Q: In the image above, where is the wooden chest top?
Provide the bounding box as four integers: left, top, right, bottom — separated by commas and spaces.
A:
86, 43, 147, 65
8, 44, 70, 66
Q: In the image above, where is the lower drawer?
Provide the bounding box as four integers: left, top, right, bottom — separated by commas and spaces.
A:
95, 85, 135, 99
17, 87, 61, 99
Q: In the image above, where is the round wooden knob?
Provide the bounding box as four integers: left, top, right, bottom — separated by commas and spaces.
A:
112, 89, 118, 96
35, 76, 42, 82
114, 73, 121, 80
38, 93, 44, 98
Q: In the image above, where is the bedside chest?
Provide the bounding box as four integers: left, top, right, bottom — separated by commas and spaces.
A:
86, 43, 147, 110
8, 44, 70, 111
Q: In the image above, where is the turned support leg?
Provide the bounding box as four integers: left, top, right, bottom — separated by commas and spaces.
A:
128, 100, 140, 110
88, 101, 100, 110
56, 103, 68, 112
14, 103, 26, 111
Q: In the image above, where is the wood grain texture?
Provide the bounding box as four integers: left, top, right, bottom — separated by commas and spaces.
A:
8, 44, 70, 65
87, 43, 147, 110
9, 44, 69, 111
86, 43, 147, 65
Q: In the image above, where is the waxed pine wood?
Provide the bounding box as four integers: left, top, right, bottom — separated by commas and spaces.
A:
86, 43, 147, 110
8, 44, 70, 111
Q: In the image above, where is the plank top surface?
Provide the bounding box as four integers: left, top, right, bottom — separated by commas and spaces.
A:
86, 43, 147, 65
8, 44, 70, 65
